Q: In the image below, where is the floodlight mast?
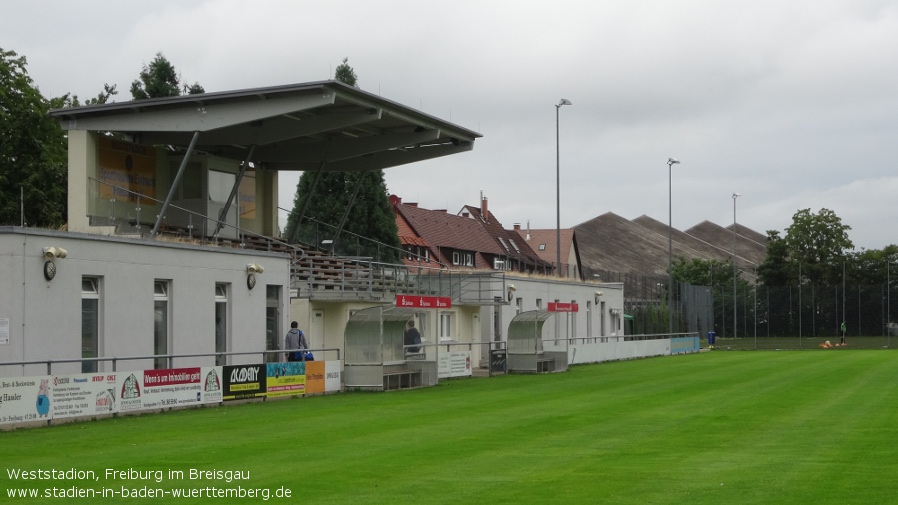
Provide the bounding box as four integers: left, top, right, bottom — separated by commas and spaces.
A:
555, 98, 571, 277
667, 157, 680, 334
732, 192, 741, 340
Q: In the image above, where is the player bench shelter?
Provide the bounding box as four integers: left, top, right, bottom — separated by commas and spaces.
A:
506, 310, 571, 373
343, 305, 439, 391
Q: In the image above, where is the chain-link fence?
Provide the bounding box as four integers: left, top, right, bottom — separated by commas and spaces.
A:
589, 262, 896, 349
703, 282, 896, 349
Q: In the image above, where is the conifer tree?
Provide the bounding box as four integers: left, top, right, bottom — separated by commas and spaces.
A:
286, 58, 400, 262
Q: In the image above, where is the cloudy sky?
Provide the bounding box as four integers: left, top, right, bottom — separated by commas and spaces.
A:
5, 1, 897, 250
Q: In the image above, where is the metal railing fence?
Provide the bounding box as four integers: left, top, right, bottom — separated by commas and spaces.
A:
0, 348, 342, 377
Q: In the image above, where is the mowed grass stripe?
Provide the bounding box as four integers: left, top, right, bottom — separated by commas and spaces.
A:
1, 351, 896, 505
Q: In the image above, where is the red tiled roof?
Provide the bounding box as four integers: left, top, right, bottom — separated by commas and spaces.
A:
396, 213, 429, 247
392, 196, 552, 271
461, 205, 551, 268
395, 204, 497, 268
517, 228, 575, 266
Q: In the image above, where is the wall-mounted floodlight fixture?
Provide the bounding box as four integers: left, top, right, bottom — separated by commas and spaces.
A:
594, 290, 603, 304
507, 283, 517, 302
42, 246, 68, 259
246, 263, 264, 290
41, 246, 68, 281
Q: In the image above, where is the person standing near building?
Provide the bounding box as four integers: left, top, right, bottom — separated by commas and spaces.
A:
285, 321, 308, 361
404, 320, 422, 354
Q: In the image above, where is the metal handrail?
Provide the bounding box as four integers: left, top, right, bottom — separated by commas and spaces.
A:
554, 332, 699, 344
0, 348, 342, 376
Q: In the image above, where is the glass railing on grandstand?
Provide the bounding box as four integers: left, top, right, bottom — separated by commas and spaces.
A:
86, 177, 301, 254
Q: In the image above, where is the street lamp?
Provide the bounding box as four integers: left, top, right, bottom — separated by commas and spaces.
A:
732, 192, 741, 340
667, 157, 680, 334
555, 98, 572, 278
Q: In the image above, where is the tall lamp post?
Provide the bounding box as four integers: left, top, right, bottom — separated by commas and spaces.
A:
555, 98, 572, 277
667, 157, 680, 334
732, 192, 741, 340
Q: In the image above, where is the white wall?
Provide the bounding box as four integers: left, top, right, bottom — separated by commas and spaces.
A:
569, 338, 670, 364
282, 276, 626, 368
487, 277, 625, 343
0, 228, 290, 377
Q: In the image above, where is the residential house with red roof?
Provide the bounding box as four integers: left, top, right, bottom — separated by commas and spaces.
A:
391, 194, 552, 274
514, 226, 582, 280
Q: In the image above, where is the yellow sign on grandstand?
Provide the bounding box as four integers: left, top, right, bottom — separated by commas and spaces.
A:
97, 136, 157, 201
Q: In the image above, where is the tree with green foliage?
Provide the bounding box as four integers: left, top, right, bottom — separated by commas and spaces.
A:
757, 230, 792, 286
758, 209, 853, 287
334, 57, 358, 87
783, 208, 853, 286
86, 83, 119, 105
56, 83, 119, 108
671, 257, 733, 287
286, 170, 401, 260
285, 58, 401, 262
845, 244, 898, 286
0, 48, 68, 227
754, 209, 854, 337
130, 52, 204, 100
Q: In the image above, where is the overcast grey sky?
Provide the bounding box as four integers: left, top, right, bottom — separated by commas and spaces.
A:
5, 0, 897, 250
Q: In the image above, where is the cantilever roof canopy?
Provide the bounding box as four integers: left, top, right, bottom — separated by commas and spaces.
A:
49, 80, 481, 171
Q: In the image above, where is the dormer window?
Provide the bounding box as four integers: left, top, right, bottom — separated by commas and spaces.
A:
452, 251, 473, 266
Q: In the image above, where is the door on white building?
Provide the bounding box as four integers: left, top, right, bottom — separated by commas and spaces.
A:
311, 310, 325, 350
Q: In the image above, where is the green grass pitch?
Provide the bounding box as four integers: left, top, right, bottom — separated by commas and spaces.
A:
2, 351, 896, 504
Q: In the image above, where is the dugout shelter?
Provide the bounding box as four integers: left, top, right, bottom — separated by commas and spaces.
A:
506, 310, 570, 373
343, 305, 439, 391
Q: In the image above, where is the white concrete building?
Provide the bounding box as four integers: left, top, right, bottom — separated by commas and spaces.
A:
0, 227, 290, 377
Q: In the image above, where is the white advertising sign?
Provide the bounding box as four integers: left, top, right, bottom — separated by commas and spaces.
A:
50, 372, 119, 419
438, 351, 472, 379
0, 376, 46, 424
325, 360, 342, 392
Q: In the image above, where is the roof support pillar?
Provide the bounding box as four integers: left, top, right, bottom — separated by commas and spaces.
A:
330, 172, 366, 254
152, 131, 200, 237
213, 145, 257, 238
286, 161, 326, 244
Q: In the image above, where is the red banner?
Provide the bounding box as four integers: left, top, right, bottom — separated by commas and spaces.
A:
396, 294, 452, 309
548, 302, 578, 312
